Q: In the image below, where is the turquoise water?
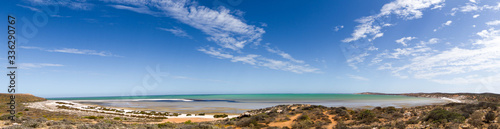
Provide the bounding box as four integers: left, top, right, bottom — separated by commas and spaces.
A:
49, 94, 421, 101
49, 94, 447, 114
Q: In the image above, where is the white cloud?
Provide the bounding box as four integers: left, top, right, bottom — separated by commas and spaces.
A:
20, 63, 63, 69
105, 0, 265, 51
347, 74, 369, 81
109, 5, 157, 16
158, 27, 192, 38
16, 4, 42, 12
434, 20, 453, 31
443, 20, 452, 26
334, 25, 344, 32
197, 47, 318, 73
452, 2, 500, 14
26, 0, 93, 10
486, 20, 500, 26
265, 45, 304, 64
383, 28, 500, 80
103, 0, 318, 73
343, 0, 444, 42
395, 36, 416, 46
347, 53, 369, 70
473, 14, 480, 18
367, 46, 378, 51
20, 46, 120, 57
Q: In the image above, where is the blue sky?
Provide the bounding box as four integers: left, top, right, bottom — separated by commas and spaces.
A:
2, 0, 500, 97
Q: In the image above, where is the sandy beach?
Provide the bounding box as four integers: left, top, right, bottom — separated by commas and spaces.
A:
25, 100, 238, 123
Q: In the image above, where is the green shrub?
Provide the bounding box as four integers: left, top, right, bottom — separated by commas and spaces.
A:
113, 117, 121, 120
297, 114, 310, 121
84, 116, 98, 119
469, 111, 483, 127
157, 122, 176, 128
383, 106, 397, 114
425, 109, 465, 124
214, 114, 228, 118
357, 110, 375, 120
485, 111, 496, 123
184, 120, 194, 125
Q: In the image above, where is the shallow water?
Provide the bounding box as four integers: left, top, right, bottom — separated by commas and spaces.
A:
49, 94, 448, 114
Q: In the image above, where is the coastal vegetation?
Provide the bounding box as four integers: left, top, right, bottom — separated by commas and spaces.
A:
1, 93, 500, 128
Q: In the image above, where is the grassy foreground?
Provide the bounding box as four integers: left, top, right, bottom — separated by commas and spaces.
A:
0, 93, 499, 129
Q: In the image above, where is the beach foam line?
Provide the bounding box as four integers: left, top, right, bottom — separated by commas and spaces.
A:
440, 97, 462, 103
131, 99, 194, 102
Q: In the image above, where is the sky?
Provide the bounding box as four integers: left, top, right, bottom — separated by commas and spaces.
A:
1, 0, 500, 98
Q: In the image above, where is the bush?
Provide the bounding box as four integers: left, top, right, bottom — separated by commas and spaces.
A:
336, 120, 349, 129
297, 114, 310, 121
489, 124, 499, 129
469, 111, 483, 127
113, 117, 120, 120
84, 116, 98, 119
485, 111, 496, 123
214, 114, 228, 118
291, 119, 314, 129
425, 109, 465, 124
157, 122, 176, 128
383, 106, 397, 114
184, 120, 194, 125
22, 119, 46, 128
356, 109, 378, 124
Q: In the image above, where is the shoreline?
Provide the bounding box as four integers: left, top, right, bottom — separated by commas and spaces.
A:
6, 92, 500, 128
23, 94, 451, 123
25, 100, 239, 123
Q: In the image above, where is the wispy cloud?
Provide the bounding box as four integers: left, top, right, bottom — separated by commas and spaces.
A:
26, 0, 93, 10
157, 27, 192, 38
380, 28, 500, 83
434, 20, 452, 32
105, 0, 264, 51
451, 2, 500, 15
347, 53, 369, 70
264, 44, 304, 64
19, 63, 63, 69
103, 0, 318, 73
486, 20, 500, 26
109, 5, 158, 16
16, 4, 42, 12
198, 47, 319, 73
395, 36, 416, 46
347, 74, 369, 81
343, 0, 444, 43
334, 25, 344, 32
20, 46, 120, 57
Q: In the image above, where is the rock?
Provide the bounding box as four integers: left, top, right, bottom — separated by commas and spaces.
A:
277, 109, 283, 113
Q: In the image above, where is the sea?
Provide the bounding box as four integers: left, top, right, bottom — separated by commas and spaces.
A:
48, 94, 448, 114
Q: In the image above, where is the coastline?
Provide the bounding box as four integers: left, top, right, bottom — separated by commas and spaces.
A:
3, 92, 500, 128
25, 100, 239, 123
